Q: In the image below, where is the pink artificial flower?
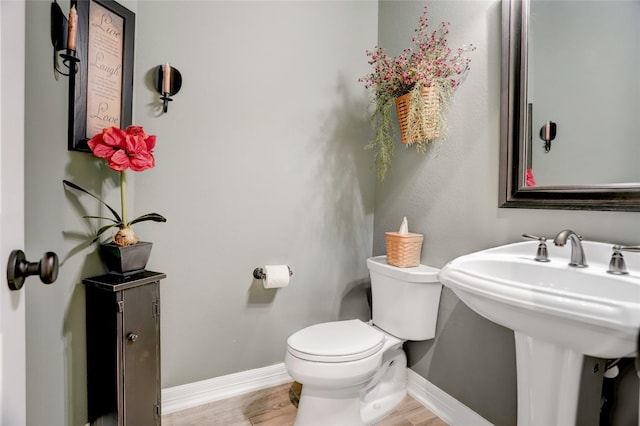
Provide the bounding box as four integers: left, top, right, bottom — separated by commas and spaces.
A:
526, 168, 536, 186
88, 126, 156, 172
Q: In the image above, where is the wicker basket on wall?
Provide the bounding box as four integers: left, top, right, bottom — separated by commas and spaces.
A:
385, 232, 424, 268
394, 86, 440, 144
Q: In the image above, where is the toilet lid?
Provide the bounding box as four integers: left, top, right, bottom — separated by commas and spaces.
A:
287, 319, 385, 363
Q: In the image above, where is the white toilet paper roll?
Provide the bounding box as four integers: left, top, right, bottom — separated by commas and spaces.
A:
262, 265, 290, 289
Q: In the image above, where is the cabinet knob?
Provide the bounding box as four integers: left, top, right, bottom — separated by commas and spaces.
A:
127, 333, 139, 342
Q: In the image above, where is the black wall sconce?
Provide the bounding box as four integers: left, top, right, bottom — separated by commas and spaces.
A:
51, 1, 79, 77
539, 121, 557, 152
153, 63, 182, 113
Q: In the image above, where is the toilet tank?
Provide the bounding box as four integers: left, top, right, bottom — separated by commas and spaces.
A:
367, 255, 442, 341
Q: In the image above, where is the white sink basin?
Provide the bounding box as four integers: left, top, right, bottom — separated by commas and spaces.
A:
439, 239, 640, 425
439, 240, 640, 358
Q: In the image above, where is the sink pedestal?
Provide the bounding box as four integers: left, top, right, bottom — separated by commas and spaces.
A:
515, 333, 583, 426
439, 240, 640, 425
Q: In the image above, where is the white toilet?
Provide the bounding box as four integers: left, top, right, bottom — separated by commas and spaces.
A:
285, 255, 442, 426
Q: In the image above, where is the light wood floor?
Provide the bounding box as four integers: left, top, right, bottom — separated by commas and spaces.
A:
162, 382, 448, 426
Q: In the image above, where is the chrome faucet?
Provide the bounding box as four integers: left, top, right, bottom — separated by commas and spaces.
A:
553, 229, 588, 268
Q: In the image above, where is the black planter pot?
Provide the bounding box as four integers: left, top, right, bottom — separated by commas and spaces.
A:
99, 241, 153, 276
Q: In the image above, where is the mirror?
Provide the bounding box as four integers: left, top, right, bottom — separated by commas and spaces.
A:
499, 0, 640, 211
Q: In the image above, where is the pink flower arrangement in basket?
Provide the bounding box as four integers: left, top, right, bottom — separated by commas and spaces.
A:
359, 6, 475, 181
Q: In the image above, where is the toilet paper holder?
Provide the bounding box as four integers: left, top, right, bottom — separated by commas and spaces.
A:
253, 266, 293, 280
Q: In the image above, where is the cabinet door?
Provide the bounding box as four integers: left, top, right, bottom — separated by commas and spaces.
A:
123, 283, 160, 425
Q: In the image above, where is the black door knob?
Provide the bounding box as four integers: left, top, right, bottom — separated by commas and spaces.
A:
7, 250, 59, 291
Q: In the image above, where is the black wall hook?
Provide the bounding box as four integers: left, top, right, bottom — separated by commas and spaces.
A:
539, 121, 557, 152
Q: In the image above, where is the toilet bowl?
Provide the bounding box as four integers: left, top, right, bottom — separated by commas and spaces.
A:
285, 256, 442, 426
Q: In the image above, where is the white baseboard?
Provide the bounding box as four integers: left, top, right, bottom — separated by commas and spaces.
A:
161, 363, 293, 415
162, 363, 492, 426
406, 369, 494, 426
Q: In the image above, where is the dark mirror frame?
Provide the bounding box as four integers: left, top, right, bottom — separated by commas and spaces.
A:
68, 0, 135, 152
499, 0, 640, 211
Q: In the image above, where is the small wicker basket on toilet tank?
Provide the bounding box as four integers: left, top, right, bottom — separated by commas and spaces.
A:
385, 232, 424, 268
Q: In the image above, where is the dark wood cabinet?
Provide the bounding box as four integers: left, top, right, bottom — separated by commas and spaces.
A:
84, 271, 166, 426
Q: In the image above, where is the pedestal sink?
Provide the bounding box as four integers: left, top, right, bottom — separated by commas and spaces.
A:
439, 240, 640, 425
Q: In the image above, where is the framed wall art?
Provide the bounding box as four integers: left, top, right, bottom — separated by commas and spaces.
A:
68, 0, 135, 152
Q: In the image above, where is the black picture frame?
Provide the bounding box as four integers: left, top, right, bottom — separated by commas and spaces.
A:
68, 0, 135, 152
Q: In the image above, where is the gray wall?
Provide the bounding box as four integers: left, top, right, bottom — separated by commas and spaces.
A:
375, 1, 640, 425
25, 1, 137, 424
132, 0, 378, 386
25, 0, 376, 424
23, 1, 640, 425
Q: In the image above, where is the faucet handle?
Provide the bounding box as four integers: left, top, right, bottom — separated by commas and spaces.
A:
607, 245, 640, 275
522, 234, 547, 242
522, 234, 550, 262
614, 245, 640, 253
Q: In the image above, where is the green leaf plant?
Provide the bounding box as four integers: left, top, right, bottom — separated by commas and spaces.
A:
63, 179, 166, 245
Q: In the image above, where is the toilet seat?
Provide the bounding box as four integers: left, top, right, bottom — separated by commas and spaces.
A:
287, 319, 385, 363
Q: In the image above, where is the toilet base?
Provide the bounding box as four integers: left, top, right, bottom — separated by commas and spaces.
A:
361, 389, 407, 425
295, 385, 367, 426
361, 347, 407, 425
293, 347, 408, 426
